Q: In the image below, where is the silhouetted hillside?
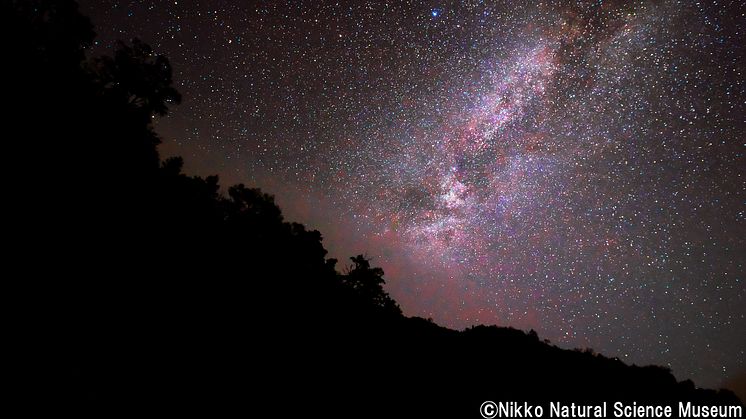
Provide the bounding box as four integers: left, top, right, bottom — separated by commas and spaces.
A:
7, 1, 741, 417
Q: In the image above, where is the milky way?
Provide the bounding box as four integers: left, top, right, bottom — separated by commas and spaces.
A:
80, 0, 745, 389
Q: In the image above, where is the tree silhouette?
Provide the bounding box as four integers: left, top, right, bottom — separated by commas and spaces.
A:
92, 39, 181, 117
343, 255, 402, 316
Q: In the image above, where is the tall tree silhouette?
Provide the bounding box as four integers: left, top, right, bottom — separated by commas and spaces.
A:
92, 39, 181, 116
344, 255, 402, 317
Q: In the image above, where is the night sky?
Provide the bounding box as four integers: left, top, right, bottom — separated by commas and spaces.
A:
79, 0, 745, 390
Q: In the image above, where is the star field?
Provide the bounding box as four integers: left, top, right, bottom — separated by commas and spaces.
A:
80, 0, 745, 390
